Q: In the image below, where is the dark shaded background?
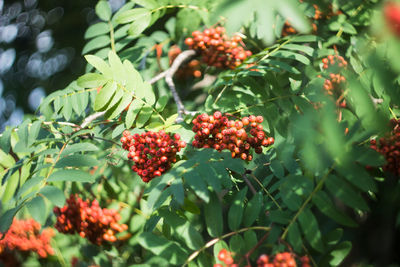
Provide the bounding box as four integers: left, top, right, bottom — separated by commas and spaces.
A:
0, 0, 125, 131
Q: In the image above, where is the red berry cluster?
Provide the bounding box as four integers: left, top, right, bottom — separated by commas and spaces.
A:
214, 249, 310, 267
54, 194, 128, 245
121, 130, 186, 182
214, 249, 237, 267
370, 118, 400, 177
0, 218, 54, 258
192, 112, 274, 161
321, 54, 348, 70
184, 27, 252, 69
319, 54, 348, 108
384, 2, 400, 36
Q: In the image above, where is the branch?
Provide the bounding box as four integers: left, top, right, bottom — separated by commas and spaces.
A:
243, 172, 257, 195
79, 111, 106, 129
165, 49, 198, 123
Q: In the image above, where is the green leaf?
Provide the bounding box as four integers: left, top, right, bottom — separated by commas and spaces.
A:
0, 207, 19, 233
204, 192, 223, 237
0, 127, 11, 152
135, 106, 153, 128
106, 92, 132, 119
95, 0, 112, 21
128, 11, 152, 36
170, 178, 184, 205
84, 22, 109, 39
269, 159, 284, 178
287, 221, 302, 252
85, 55, 112, 77
94, 80, 117, 110
137, 232, 188, 265
269, 210, 291, 224
55, 155, 99, 168
27, 195, 46, 224
48, 170, 95, 183
40, 186, 66, 207
116, 8, 151, 24
276, 0, 311, 33
325, 175, 370, 211
123, 59, 144, 94
82, 35, 110, 54
108, 50, 126, 84
243, 192, 263, 227
125, 98, 143, 128
62, 143, 99, 155
184, 170, 209, 203
329, 242, 352, 266
271, 50, 310, 65
77, 73, 108, 88
143, 82, 156, 105
312, 191, 358, 227
298, 208, 325, 252
228, 188, 248, 231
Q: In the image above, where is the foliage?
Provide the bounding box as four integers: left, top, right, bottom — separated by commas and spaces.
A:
1, 0, 400, 266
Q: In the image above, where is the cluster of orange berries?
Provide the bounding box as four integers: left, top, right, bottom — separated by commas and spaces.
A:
168, 45, 202, 78
319, 54, 348, 107
256, 252, 310, 267
184, 27, 252, 69
54, 194, 128, 245
384, 1, 400, 36
192, 112, 274, 161
214, 249, 311, 267
370, 118, 400, 177
0, 218, 54, 258
121, 130, 186, 182
321, 54, 347, 70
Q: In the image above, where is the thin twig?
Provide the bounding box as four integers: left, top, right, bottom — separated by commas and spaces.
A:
148, 69, 168, 84
165, 49, 197, 123
243, 172, 257, 195
80, 111, 106, 129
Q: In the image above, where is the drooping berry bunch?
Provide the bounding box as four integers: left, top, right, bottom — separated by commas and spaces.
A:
184, 26, 252, 69
370, 118, 400, 177
192, 112, 274, 161
213, 249, 310, 267
319, 54, 348, 108
0, 218, 54, 258
384, 1, 400, 36
54, 194, 128, 245
168, 45, 202, 79
121, 130, 186, 182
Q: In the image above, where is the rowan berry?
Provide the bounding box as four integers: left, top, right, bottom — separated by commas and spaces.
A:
370, 118, 400, 177
184, 26, 252, 69
121, 130, 186, 182
54, 194, 127, 245
192, 112, 274, 161
385, 2, 400, 36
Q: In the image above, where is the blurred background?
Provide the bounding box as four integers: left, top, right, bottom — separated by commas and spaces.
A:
0, 0, 127, 132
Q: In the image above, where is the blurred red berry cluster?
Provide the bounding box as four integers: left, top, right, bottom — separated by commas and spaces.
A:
192, 112, 274, 161
54, 194, 128, 245
185, 26, 252, 69
370, 118, 400, 177
121, 130, 186, 182
214, 249, 310, 267
319, 54, 348, 108
0, 218, 54, 258
384, 2, 400, 36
